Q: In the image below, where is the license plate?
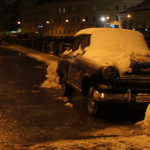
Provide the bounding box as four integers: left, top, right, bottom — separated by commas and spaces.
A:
136, 95, 150, 102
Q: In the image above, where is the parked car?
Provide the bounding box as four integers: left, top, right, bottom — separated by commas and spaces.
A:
57, 28, 150, 116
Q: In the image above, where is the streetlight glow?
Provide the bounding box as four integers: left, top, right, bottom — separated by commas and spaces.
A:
127, 15, 131, 18
82, 19, 85, 22
66, 19, 69, 22
17, 21, 21, 24
46, 21, 49, 24
101, 17, 105, 22
106, 16, 110, 20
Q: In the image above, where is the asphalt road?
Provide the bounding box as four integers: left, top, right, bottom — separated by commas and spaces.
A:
0, 47, 144, 149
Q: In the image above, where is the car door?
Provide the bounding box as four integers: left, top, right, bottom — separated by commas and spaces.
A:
68, 35, 90, 89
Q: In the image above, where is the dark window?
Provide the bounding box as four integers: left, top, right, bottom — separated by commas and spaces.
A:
124, 4, 127, 10
60, 30, 61, 34
77, 7, 79, 11
64, 30, 65, 34
100, 6, 103, 11
108, 5, 111, 10
116, 15, 118, 21
55, 18, 57, 23
72, 17, 74, 22
93, 16, 96, 22
59, 18, 61, 23
86, 17, 88, 22
116, 5, 119, 10
78, 17, 80, 22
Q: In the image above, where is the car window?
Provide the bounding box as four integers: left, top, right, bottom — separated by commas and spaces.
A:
72, 37, 82, 52
80, 35, 90, 50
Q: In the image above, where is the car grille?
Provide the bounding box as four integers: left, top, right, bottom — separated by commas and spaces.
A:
115, 78, 150, 90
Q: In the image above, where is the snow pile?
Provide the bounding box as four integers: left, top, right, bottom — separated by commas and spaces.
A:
73, 45, 83, 56
144, 104, 150, 135
40, 61, 61, 89
75, 28, 150, 74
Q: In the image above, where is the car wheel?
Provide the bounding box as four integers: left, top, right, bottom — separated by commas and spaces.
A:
87, 87, 99, 116
62, 77, 72, 97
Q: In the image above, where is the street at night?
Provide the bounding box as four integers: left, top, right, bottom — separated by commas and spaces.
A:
0, 45, 149, 149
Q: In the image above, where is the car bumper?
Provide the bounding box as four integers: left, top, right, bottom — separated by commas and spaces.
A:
93, 89, 150, 103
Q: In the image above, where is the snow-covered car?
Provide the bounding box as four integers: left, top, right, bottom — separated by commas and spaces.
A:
57, 28, 150, 116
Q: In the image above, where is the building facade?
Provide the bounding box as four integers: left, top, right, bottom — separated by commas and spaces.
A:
21, 0, 143, 37
0, 0, 6, 36
5, 0, 21, 33
118, 0, 150, 33
21, 0, 39, 37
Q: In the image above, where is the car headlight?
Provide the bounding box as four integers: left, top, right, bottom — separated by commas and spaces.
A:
102, 66, 116, 80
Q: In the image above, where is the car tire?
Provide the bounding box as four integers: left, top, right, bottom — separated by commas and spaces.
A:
62, 77, 72, 97
87, 86, 99, 116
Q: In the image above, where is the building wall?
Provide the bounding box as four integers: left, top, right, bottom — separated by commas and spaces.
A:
21, 0, 143, 37
118, 9, 150, 31
0, 0, 6, 31
21, 0, 38, 37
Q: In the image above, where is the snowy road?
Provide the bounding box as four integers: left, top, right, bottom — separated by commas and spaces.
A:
0, 44, 150, 149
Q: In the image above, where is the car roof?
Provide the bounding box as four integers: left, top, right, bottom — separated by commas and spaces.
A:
75, 27, 138, 37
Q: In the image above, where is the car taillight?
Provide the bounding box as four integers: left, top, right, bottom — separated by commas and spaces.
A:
102, 66, 116, 80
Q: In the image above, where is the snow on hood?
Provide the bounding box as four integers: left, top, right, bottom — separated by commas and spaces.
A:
75, 28, 150, 74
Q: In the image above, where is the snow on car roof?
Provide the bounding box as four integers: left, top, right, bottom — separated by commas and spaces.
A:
75, 28, 150, 74
75, 28, 149, 54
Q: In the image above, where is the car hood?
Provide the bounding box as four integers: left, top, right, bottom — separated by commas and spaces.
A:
129, 55, 150, 75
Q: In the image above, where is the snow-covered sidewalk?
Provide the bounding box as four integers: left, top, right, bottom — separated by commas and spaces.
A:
1, 44, 150, 149
1, 44, 61, 89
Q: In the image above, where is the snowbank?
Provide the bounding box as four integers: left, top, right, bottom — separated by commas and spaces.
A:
3, 45, 62, 90
40, 61, 61, 89
75, 28, 150, 74
144, 104, 150, 135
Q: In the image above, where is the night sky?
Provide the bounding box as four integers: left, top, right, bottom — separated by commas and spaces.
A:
5, 0, 16, 4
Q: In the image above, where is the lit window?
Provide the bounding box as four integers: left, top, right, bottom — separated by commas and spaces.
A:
93, 6, 96, 10
59, 8, 61, 13
63, 8, 65, 13
51, 19, 53, 23
60, 30, 61, 34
